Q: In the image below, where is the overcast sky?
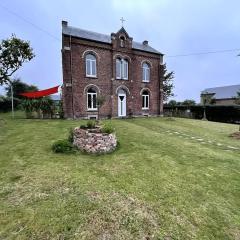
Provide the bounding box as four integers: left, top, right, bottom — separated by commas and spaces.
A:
0, 0, 240, 102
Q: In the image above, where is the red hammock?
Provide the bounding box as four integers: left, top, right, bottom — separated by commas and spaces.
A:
20, 85, 60, 98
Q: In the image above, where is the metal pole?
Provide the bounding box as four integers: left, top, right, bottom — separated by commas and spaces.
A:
10, 83, 14, 118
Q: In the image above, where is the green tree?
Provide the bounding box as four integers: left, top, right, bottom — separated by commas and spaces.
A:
168, 100, 177, 107
200, 93, 214, 120
182, 99, 196, 106
0, 35, 35, 117
5, 78, 38, 99
162, 63, 174, 101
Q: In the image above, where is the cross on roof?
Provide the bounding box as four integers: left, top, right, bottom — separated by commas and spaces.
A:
120, 17, 125, 27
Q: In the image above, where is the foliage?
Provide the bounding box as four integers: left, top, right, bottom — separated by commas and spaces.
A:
20, 97, 54, 117
234, 91, 240, 105
101, 123, 115, 134
182, 99, 196, 106
0, 95, 20, 112
68, 128, 74, 143
5, 78, 38, 99
201, 93, 215, 105
51, 139, 74, 153
20, 98, 35, 113
167, 100, 177, 107
162, 63, 174, 101
0, 34, 35, 85
96, 95, 106, 108
86, 120, 96, 129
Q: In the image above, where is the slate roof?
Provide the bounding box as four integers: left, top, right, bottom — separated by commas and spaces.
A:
62, 25, 162, 55
201, 84, 240, 99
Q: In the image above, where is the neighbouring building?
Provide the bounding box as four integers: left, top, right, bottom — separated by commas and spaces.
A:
201, 84, 240, 105
61, 21, 164, 119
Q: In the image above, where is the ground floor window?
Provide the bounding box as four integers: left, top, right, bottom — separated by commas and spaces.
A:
142, 90, 149, 109
87, 88, 97, 110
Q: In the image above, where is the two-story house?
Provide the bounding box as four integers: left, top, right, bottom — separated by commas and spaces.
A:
62, 21, 164, 119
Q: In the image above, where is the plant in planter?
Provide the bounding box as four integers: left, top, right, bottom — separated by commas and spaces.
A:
96, 95, 106, 121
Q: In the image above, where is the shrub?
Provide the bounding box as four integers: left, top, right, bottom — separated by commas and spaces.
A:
52, 139, 74, 153
68, 128, 74, 143
101, 123, 115, 134
80, 124, 87, 129
86, 120, 96, 129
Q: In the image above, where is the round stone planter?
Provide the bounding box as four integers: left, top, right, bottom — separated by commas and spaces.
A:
73, 127, 117, 154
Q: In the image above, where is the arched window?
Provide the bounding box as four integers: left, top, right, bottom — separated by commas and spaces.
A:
120, 36, 125, 47
87, 88, 97, 110
86, 54, 96, 77
142, 90, 149, 109
116, 58, 128, 80
142, 62, 150, 82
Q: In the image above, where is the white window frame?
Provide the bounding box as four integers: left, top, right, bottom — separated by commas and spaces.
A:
122, 59, 128, 80
116, 58, 128, 80
116, 58, 122, 79
142, 63, 150, 82
87, 92, 97, 111
86, 54, 97, 77
142, 92, 149, 110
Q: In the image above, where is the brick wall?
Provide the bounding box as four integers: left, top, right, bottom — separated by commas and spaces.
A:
62, 29, 164, 119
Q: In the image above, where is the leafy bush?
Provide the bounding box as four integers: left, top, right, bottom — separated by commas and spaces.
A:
101, 123, 115, 134
86, 120, 96, 129
80, 124, 87, 129
51, 139, 74, 153
68, 128, 74, 143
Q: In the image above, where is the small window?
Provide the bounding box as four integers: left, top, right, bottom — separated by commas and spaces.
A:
122, 59, 128, 80
87, 88, 97, 110
142, 62, 150, 82
116, 58, 121, 79
142, 90, 149, 109
120, 36, 125, 47
86, 54, 96, 77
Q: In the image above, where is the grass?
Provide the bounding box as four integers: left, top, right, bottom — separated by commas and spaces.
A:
0, 112, 240, 239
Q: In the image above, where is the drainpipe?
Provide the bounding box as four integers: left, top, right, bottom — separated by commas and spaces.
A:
69, 34, 75, 119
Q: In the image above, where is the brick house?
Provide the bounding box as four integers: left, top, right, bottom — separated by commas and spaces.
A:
62, 21, 164, 119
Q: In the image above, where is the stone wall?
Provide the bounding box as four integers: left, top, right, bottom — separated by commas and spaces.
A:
73, 127, 117, 154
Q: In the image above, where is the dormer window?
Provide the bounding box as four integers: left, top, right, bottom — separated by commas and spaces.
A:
120, 36, 125, 47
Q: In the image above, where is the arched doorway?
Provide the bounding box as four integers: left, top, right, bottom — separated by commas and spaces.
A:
118, 89, 126, 117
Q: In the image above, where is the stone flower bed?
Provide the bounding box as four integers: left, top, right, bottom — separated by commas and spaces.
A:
73, 127, 117, 154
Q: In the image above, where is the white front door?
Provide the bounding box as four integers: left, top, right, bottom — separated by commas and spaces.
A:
118, 90, 126, 117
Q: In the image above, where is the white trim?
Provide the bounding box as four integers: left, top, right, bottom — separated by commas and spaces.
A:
142, 93, 149, 109
142, 62, 150, 82
87, 92, 97, 111
86, 55, 97, 77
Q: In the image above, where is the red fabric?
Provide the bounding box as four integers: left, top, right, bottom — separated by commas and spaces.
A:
20, 86, 60, 98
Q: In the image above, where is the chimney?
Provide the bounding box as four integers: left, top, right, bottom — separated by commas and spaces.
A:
62, 20, 68, 26
143, 40, 148, 45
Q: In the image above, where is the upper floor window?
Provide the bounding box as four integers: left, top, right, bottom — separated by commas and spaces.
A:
142, 62, 150, 82
87, 88, 97, 110
120, 36, 125, 47
116, 58, 128, 80
142, 90, 149, 109
86, 54, 96, 77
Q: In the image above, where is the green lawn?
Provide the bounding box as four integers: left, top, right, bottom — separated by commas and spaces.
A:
0, 112, 240, 239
